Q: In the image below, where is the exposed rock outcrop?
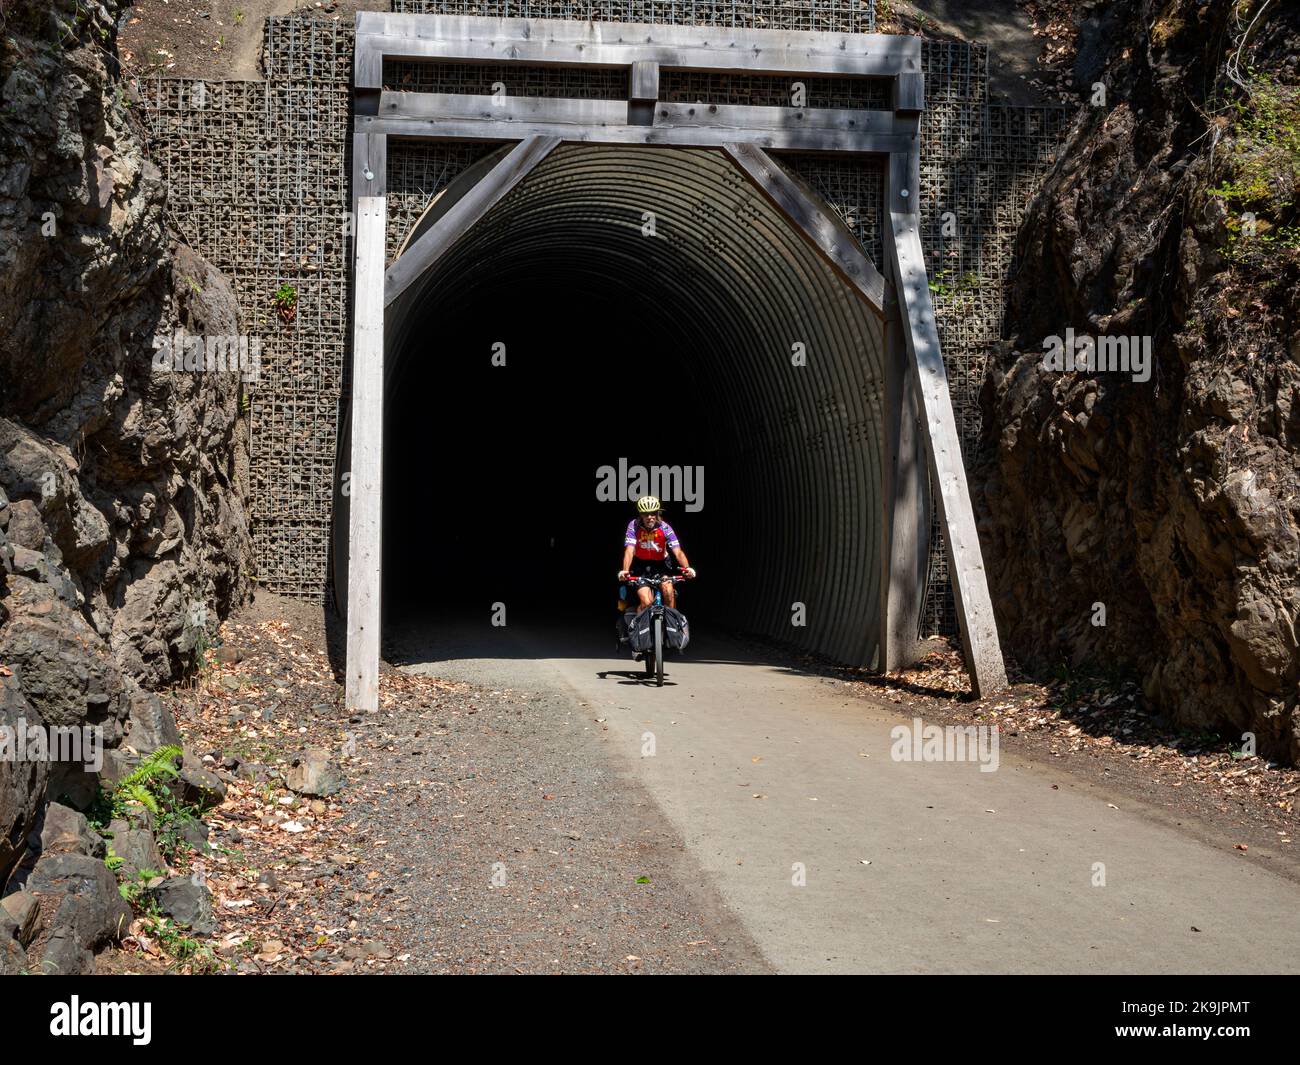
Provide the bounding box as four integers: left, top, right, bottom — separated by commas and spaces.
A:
0, 0, 250, 967
979, 0, 1300, 761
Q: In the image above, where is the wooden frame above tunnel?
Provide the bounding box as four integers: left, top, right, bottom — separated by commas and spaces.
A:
341, 12, 1008, 712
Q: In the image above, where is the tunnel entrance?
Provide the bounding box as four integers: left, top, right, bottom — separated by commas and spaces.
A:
380, 144, 887, 661
336, 12, 1008, 710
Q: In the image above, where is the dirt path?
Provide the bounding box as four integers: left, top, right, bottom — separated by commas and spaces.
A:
118, 0, 386, 79
141, 595, 768, 973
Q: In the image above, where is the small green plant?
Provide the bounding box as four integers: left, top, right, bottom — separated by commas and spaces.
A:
190, 624, 211, 676
92, 743, 211, 870
272, 283, 298, 324
1210, 72, 1300, 262
118, 867, 165, 905
156, 809, 206, 862
234, 9, 245, 25
927, 268, 954, 298
109, 745, 183, 820
131, 895, 222, 972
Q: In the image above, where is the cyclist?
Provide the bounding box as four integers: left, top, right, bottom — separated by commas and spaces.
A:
618, 495, 696, 614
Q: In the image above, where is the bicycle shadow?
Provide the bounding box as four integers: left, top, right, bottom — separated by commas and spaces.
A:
597, 668, 681, 686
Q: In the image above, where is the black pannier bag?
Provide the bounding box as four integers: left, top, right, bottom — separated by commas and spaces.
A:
627, 609, 656, 652
661, 607, 690, 651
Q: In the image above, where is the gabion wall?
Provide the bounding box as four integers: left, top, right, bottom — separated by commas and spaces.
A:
140, 5, 1071, 642
915, 44, 1071, 634
138, 16, 353, 597
390, 0, 876, 32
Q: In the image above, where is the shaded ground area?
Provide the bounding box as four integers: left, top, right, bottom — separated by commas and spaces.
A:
881, 0, 1080, 104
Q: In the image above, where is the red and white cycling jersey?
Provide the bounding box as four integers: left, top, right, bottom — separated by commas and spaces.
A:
624, 519, 680, 561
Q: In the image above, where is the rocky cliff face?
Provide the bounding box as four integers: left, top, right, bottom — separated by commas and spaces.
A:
0, 0, 250, 910
979, 0, 1300, 762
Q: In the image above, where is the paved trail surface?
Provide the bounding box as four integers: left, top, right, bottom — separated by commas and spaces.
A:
393, 621, 1300, 974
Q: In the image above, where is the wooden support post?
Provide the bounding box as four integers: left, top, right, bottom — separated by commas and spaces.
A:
351, 131, 386, 210
881, 309, 929, 672
346, 196, 386, 713
885, 152, 1007, 696
385, 135, 560, 307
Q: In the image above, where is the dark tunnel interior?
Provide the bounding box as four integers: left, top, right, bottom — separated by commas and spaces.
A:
383, 275, 721, 629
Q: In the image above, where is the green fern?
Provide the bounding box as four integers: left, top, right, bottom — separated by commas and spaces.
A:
109, 745, 182, 820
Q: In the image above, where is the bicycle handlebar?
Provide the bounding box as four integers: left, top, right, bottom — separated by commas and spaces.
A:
623, 573, 692, 584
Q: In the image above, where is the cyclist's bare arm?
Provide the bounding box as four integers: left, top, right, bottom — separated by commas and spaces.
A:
672, 547, 694, 574
619, 544, 635, 578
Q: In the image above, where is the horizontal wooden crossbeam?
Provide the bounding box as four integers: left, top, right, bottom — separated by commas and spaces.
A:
358, 110, 916, 155
355, 13, 922, 88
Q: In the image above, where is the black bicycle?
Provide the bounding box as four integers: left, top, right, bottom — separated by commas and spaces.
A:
619, 574, 691, 687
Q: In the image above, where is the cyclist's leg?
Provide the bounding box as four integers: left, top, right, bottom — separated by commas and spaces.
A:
629, 560, 653, 612
662, 579, 676, 609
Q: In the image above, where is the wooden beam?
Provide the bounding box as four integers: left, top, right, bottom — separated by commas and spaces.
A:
355, 12, 922, 87
722, 143, 888, 315
380, 90, 629, 125
385, 135, 560, 306
378, 92, 908, 137
630, 60, 659, 102
360, 113, 914, 155
895, 71, 925, 115
880, 299, 929, 672
885, 153, 1007, 697
351, 130, 386, 209
346, 196, 386, 714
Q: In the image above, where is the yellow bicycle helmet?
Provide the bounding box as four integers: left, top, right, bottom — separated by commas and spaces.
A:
635, 495, 662, 515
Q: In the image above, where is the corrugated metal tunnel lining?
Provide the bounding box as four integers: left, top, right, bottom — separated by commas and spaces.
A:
376, 143, 889, 666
